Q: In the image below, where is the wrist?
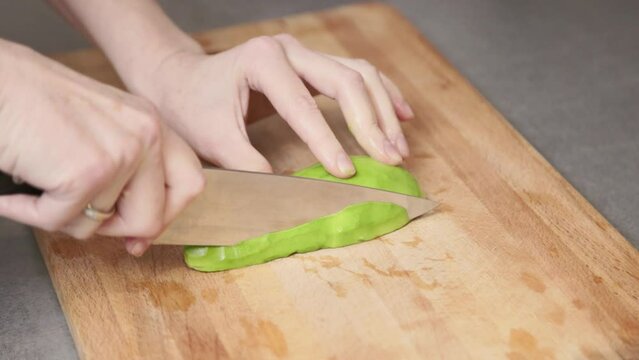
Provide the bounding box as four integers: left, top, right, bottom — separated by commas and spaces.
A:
57, 0, 205, 97
122, 34, 204, 98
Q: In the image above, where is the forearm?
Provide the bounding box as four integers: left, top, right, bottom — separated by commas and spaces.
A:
0, 39, 28, 113
48, 0, 203, 95
0, 39, 9, 100
0, 39, 9, 132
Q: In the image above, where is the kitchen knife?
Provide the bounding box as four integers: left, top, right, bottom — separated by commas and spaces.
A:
0, 168, 438, 246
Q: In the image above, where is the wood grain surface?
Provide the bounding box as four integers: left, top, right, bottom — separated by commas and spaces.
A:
36, 3, 639, 359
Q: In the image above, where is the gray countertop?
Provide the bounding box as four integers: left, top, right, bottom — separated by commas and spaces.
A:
0, 1, 637, 358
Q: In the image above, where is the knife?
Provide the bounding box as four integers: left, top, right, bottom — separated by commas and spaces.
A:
0, 168, 438, 246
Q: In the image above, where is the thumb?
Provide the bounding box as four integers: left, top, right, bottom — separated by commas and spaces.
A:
199, 129, 273, 173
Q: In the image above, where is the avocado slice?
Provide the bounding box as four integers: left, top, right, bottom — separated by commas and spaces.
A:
184, 156, 422, 272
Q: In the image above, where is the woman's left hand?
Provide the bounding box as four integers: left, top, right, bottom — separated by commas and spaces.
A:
131, 34, 414, 178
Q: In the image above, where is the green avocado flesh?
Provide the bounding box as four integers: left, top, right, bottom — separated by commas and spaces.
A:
183, 156, 422, 272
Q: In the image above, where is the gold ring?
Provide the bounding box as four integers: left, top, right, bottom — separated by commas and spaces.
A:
83, 203, 116, 222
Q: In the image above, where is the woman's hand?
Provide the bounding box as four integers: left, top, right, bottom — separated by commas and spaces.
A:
45, 1, 414, 176
131, 34, 414, 177
0, 40, 204, 255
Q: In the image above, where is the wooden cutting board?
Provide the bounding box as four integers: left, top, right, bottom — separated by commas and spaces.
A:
36, 3, 639, 359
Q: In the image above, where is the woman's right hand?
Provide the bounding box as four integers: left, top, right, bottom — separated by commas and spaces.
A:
0, 40, 205, 255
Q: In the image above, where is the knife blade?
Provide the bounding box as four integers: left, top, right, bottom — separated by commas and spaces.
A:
154, 168, 438, 246
0, 168, 438, 246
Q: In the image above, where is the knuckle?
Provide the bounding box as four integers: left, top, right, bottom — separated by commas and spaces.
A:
116, 135, 144, 168
354, 58, 374, 70
127, 101, 162, 147
285, 95, 319, 118
273, 33, 297, 44
138, 112, 162, 146
244, 36, 282, 55
60, 153, 115, 194
84, 154, 117, 186
135, 113, 162, 148
342, 69, 366, 89
356, 60, 378, 78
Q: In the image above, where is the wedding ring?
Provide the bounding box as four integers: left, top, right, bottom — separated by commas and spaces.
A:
83, 203, 116, 222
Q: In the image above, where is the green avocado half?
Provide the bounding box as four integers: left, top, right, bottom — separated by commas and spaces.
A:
183, 156, 422, 272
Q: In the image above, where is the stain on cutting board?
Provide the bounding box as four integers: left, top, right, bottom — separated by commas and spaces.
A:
362, 259, 439, 291
49, 237, 124, 263
506, 328, 555, 360
201, 288, 218, 304
297, 255, 351, 297
544, 305, 566, 326
131, 280, 195, 312
402, 236, 423, 248
240, 318, 288, 358
520, 272, 546, 294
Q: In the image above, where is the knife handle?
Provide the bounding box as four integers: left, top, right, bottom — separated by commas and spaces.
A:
0, 171, 43, 196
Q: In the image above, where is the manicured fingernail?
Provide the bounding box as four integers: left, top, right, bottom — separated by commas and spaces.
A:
403, 102, 415, 118
383, 139, 402, 163
126, 240, 146, 257
337, 153, 356, 177
395, 134, 410, 157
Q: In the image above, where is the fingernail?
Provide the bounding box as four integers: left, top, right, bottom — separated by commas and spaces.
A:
403, 102, 415, 118
394, 134, 410, 157
337, 153, 356, 177
126, 240, 146, 257
383, 139, 403, 163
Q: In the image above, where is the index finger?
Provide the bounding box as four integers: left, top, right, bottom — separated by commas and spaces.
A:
242, 38, 355, 178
